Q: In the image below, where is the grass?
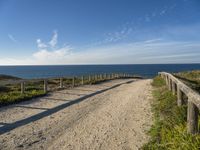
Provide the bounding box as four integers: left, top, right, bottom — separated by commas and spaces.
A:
0, 74, 21, 81
174, 70, 200, 93
143, 76, 200, 150
0, 81, 46, 106
0, 90, 46, 106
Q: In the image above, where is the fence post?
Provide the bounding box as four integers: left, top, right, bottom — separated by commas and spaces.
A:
172, 81, 176, 95
187, 101, 199, 134
60, 78, 63, 88
21, 82, 25, 94
177, 85, 183, 106
104, 73, 106, 80
88, 75, 91, 82
168, 79, 172, 91
81, 76, 84, 85
165, 76, 168, 86
44, 79, 47, 93
72, 77, 75, 87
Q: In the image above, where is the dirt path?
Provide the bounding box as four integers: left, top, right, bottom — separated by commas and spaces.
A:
0, 79, 153, 150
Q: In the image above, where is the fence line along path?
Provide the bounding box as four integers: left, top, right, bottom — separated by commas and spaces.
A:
159, 72, 200, 134
0, 73, 141, 94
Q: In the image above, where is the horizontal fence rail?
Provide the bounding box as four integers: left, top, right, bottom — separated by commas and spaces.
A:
158, 72, 200, 134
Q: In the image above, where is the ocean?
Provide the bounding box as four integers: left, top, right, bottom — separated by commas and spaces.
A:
0, 64, 199, 79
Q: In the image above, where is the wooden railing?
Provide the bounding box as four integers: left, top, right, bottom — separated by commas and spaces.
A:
158, 72, 200, 134
0, 73, 141, 94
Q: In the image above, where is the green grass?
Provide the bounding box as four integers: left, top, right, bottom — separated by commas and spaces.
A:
0, 81, 46, 106
174, 70, 200, 93
0, 90, 46, 106
143, 76, 200, 150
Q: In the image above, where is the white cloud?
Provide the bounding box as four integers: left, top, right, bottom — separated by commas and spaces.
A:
49, 30, 58, 48
36, 39, 47, 49
2, 24, 200, 66
8, 34, 17, 43
144, 38, 163, 43
36, 30, 58, 49
33, 46, 72, 64
33, 30, 72, 64
102, 26, 133, 44
0, 39, 200, 65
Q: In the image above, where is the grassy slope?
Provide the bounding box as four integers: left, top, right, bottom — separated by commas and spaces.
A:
0, 74, 21, 80
174, 70, 200, 93
143, 76, 200, 150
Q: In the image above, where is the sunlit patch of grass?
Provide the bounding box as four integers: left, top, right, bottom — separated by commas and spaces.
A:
143, 76, 200, 150
0, 90, 46, 106
174, 70, 200, 93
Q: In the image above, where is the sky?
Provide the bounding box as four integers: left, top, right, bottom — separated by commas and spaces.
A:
0, 0, 200, 65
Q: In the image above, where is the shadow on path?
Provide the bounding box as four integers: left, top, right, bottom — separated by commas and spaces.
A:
0, 80, 134, 135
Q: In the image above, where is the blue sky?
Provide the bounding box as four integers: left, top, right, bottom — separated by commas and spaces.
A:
0, 0, 200, 65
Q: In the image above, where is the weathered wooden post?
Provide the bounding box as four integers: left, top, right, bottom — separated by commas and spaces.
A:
94, 75, 96, 80
104, 73, 106, 80
187, 101, 199, 134
72, 77, 75, 87
172, 81, 176, 95
105, 74, 107, 80
165, 76, 168, 86
21, 82, 25, 94
168, 78, 172, 91
44, 79, 47, 93
120, 73, 123, 78
60, 78, 63, 88
177, 85, 183, 106
81, 76, 84, 85
89, 75, 91, 82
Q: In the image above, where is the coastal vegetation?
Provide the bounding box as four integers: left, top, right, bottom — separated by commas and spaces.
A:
0, 74, 21, 80
0, 80, 46, 106
143, 75, 200, 149
174, 70, 200, 93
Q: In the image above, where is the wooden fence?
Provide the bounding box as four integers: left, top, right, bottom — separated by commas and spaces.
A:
159, 72, 200, 134
0, 73, 140, 94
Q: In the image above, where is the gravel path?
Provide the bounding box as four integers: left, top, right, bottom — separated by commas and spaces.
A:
0, 79, 153, 150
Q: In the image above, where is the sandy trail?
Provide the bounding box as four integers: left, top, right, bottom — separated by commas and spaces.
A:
0, 79, 153, 150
